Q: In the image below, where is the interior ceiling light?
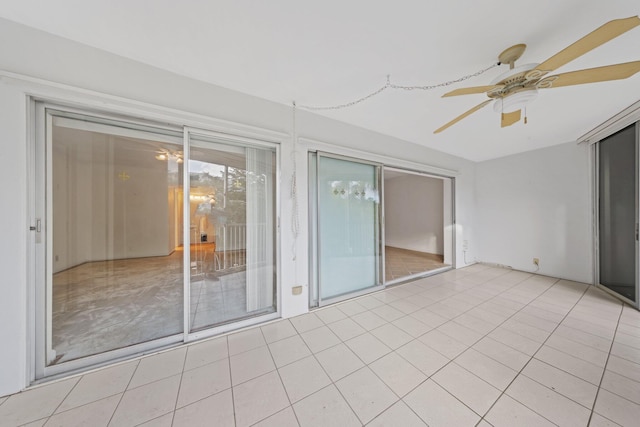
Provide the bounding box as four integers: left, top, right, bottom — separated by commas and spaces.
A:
435, 16, 640, 133
155, 151, 183, 163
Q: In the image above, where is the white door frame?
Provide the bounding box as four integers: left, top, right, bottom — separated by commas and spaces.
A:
31, 101, 282, 381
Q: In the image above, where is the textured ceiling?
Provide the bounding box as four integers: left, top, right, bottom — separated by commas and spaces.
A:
1, 0, 639, 161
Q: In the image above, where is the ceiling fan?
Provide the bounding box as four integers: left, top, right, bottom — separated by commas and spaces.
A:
434, 16, 640, 133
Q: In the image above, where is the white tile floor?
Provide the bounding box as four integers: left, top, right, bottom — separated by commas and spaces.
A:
2, 264, 640, 426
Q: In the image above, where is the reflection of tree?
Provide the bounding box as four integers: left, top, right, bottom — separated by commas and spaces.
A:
225, 167, 246, 224
191, 171, 220, 191
189, 166, 247, 226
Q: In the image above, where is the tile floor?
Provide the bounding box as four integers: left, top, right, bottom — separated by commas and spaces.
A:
3, 264, 640, 426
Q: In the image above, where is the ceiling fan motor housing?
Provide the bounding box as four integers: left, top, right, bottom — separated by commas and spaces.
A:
490, 63, 541, 112
493, 88, 539, 113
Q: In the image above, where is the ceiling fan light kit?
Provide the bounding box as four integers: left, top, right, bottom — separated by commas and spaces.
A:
434, 16, 640, 133
493, 89, 538, 113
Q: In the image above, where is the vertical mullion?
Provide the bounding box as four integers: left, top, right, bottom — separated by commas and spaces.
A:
34, 104, 48, 379
379, 166, 385, 287
593, 144, 600, 288
316, 154, 322, 305
44, 111, 55, 365
636, 122, 639, 308
183, 128, 191, 340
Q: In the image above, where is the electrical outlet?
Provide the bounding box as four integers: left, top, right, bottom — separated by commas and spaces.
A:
463, 240, 469, 251
533, 258, 539, 266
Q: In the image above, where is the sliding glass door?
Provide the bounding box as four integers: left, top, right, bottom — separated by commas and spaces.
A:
36, 106, 278, 378
597, 122, 639, 306
310, 153, 383, 305
186, 131, 277, 333
42, 110, 185, 370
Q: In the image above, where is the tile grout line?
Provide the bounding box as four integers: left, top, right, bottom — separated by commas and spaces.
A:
235, 325, 306, 425
168, 345, 190, 425
394, 274, 555, 423
255, 325, 301, 426
223, 337, 238, 427
585, 301, 626, 427
280, 268, 504, 422
324, 304, 427, 425
532, 336, 610, 372
287, 269, 544, 425
38, 373, 83, 425
547, 322, 613, 350
106, 359, 141, 427
300, 317, 367, 426
336, 367, 370, 426
477, 279, 593, 426
319, 306, 419, 425
288, 307, 401, 426
361, 271, 538, 423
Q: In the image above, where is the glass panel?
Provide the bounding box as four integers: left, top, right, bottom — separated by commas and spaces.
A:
188, 136, 276, 332
49, 113, 184, 365
599, 123, 636, 302
318, 155, 381, 300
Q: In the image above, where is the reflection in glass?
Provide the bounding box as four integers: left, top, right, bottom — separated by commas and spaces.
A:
50, 115, 184, 364
599, 124, 636, 302
318, 156, 382, 300
188, 137, 276, 332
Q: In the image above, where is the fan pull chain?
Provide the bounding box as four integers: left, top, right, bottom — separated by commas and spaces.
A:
524, 107, 528, 124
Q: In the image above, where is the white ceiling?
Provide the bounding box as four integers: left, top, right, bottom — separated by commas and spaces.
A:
1, 0, 639, 161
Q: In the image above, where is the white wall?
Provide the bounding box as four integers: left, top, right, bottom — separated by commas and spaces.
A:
385, 175, 444, 255
52, 129, 172, 272
476, 141, 593, 283
0, 18, 477, 395
0, 82, 29, 401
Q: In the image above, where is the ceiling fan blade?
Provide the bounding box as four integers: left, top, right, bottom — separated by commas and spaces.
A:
529, 16, 640, 79
434, 100, 492, 134
501, 110, 521, 128
442, 85, 504, 97
537, 61, 640, 88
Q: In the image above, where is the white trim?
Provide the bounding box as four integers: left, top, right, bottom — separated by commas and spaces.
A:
182, 128, 191, 341
318, 285, 386, 307
591, 143, 599, 288
386, 265, 453, 286
299, 136, 459, 177
44, 110, 54, 366
41, 335, 183, 379
384, 166, 451, 181
0, 70, 288, 143
381, 168, 386, 287
186, 126, 283, 149
187, 312, 280, 342
27, 95, 284, 382
578, 100, 640, 145
53, 116, 183, 145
